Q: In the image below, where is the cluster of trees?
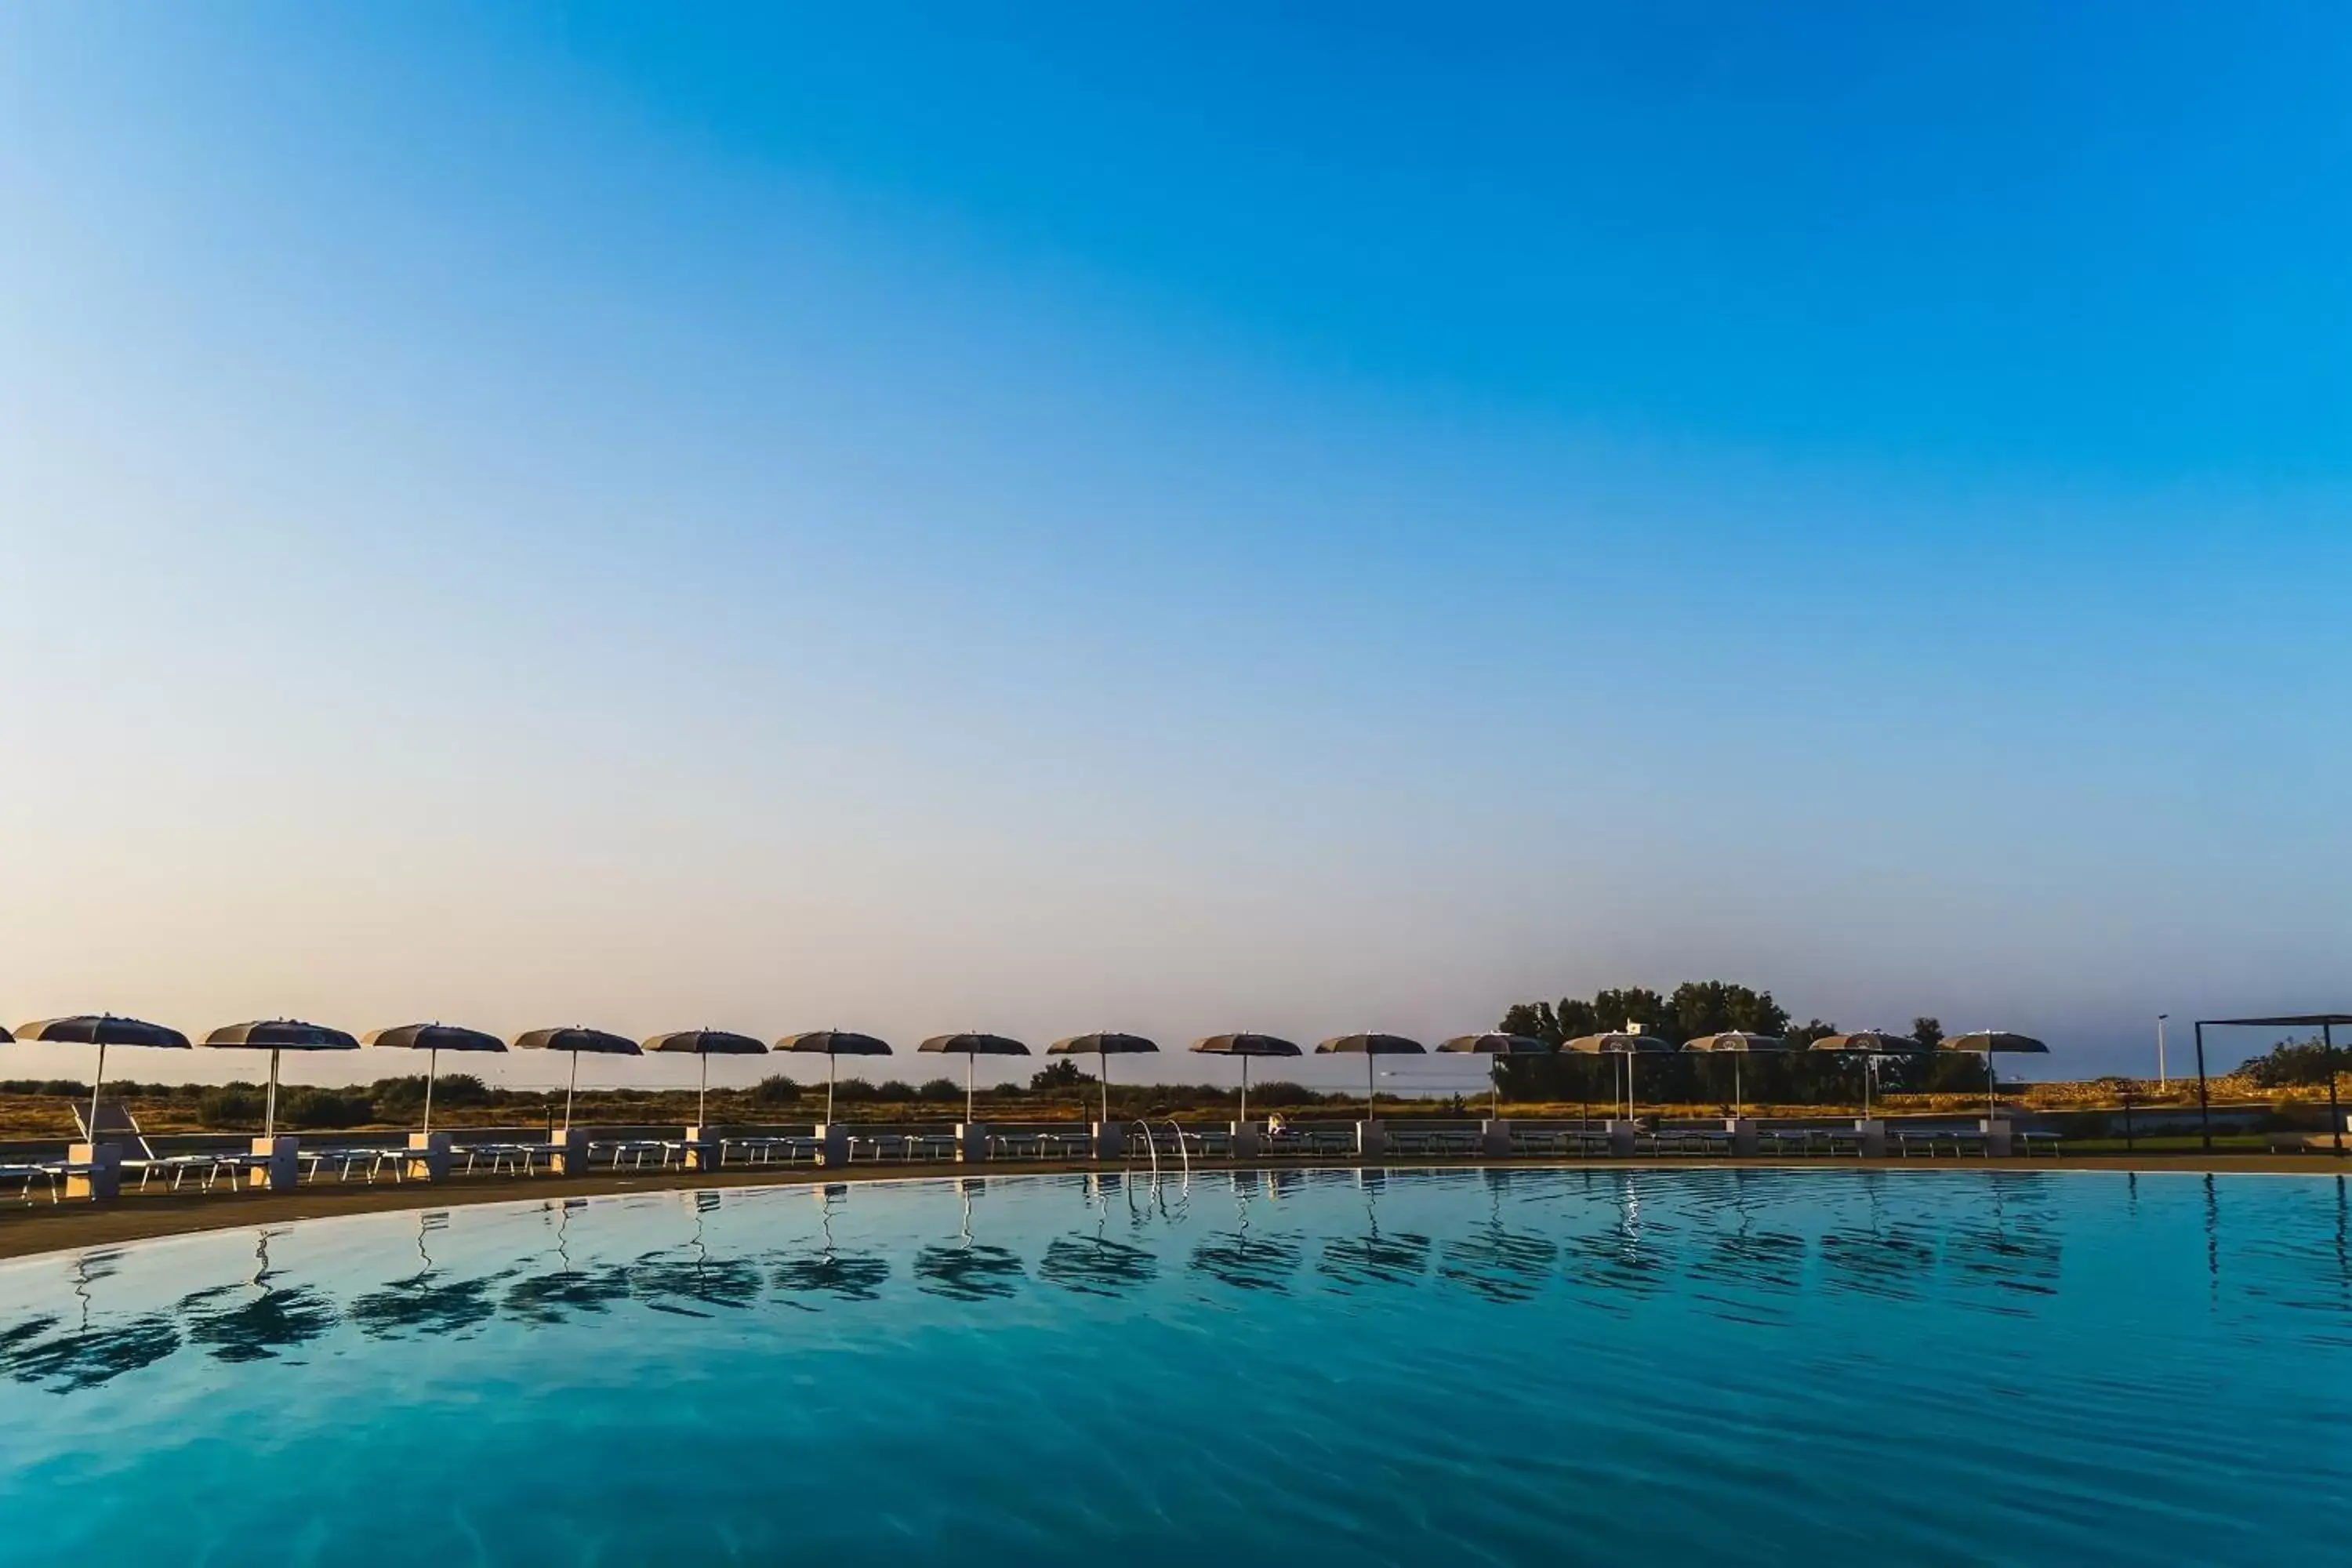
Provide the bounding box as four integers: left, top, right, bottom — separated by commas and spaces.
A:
1495, 981, 1996, 1107
2241, 1036, 2348, 1088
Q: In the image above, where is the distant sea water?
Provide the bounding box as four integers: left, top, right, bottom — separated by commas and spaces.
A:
1, 1168, 2345, 1566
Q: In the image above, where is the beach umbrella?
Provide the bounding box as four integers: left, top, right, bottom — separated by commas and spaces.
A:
1681, 1031, 1788, 1118
1316, 1033, 1427, 1117
1189, 1033, 1302, 1122
1436, 1033, 1555, 1119
13, 1015, 191, 1138
775, 1030, 893, 1122
641, 1029, 768, 1126
1809, 1030, 1928, 1120
1048, 1033, 1160, 1123
917, 1033, 1031, 1123
514, 1026, 641, 1127
1562, 1032, 1676, 1122
361, 1023, 506, 1134
1940, 1030, 2050, 1120
201, 1020, 360, 1138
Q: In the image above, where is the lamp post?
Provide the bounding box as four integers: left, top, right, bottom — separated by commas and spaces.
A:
2157, 1013, 2169, 1091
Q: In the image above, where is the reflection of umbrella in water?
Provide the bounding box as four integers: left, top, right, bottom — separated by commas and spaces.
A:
13, 1015, 192, 1140
178, 1231, 339, 1362
1436, 1033, 1555, 1119
360, 1023, 506, 1135
1940, 1031, 2050, 1121
914, 1180, 1026, 1300
1680, 1031, 1787, 1118
1562, 1031, 1675, 1122
775, 1186, 891, 1303
775, 1031, 892, 1123
917, 1033, 1031, 1124
514, 1026, 641, 1127
1318, 1174, 1431, 1288
1439, 1171, 1559, 1303
348, 1212, 508, 1341
1047, 1033, 1160, 1123
1189, 1033, 1302, 1122
1316, 1033, 1427, 1118
1040, 1230, 1160, 1297
1809, 1031, 1927, 1120
200, 1020, 360, 1138
641, 1029, 767, 1127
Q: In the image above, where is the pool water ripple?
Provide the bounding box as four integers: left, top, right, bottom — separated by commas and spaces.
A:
2, 1168, 2347, 1566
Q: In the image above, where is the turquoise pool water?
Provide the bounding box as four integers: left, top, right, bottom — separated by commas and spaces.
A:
2, 1168, 2346, 1565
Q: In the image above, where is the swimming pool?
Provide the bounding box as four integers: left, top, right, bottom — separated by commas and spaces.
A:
1, 1168, 2344, 1565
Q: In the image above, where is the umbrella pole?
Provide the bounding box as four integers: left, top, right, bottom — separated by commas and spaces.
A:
966, 1054, 974, 1124
1987, 1051, 1996, 1120
1491, 1058, 1500, 1120
564, 1051, 579, 1130
1367, 1053, 1375, 1119
699, 1051, 709, 1128
1734, 1054, 1742, 1118
424, 1045, 437, 1135
1100, 1049, 1110, 1124
827, 1055, 837, 1123
1241, 1056, 1250, 1123
265, 1048, 281, 1139
88, 1041, 107, 1141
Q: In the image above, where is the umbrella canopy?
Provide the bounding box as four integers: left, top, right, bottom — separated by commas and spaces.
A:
776, 1030, 893, 1123
515, 1026, 641, 1127
201, 1020, 360, 1138
1436, 1033, 1555, 1117
1191, 1033, 1301, 1123
1048, 1033, 1160, 1123
361, 1023, 506, 1136
1940, 1030, 2050, 1120
1810, 1029, 1923, 1054
642, 1029, 768, 1126
1562, 1033, 1675, 1123
918, 1033, 1032, 1123
1682, 1031, 1787, 1116
1810, 1030, 1927, 1119
1560, 1032, 1676, 1054
1316, 1033, 1426, 1116
15, 1015, 192, 1138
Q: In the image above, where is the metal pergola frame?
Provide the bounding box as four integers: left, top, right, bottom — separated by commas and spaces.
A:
2192, 1014, 2348, 1155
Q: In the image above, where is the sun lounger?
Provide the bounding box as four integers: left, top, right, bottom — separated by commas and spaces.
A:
719, 1135, 819, 1166
2017, 1131, 2063, 1158
300, 1145, 405, 1183
1, 1163, 61, 1203
453, 1140, 546, 1174
75, 1102, 262, 1192
590, 1138, 670, 1170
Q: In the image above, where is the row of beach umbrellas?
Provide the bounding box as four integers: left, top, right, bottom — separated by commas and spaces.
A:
1, 1016, 2049, 1136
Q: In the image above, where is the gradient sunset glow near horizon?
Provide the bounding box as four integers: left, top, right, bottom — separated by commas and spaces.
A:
4, 3, 2346, 1094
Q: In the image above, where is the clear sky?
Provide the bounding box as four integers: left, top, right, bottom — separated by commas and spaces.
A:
2, 2, 2345, 1093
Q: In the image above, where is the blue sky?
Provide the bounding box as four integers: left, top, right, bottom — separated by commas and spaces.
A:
2, 2, 2345, 1091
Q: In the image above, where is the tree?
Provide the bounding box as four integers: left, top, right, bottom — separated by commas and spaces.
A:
1029, 1060, 1094, 1092
2243, 1036, 2339, 1088
1911, 1016, 1944, 1051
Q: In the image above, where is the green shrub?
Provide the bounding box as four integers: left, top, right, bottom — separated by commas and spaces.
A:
198, 1087, 265, 1128
280, 1088, 373, 1129
833, 1078, 878, 1103
748, 1075, 802, 1105
917, 1078, 961, 1102
877, 1080, 916, 1101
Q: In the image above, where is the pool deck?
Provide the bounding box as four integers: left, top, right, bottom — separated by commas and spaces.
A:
2, 1151, 2345, 1261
